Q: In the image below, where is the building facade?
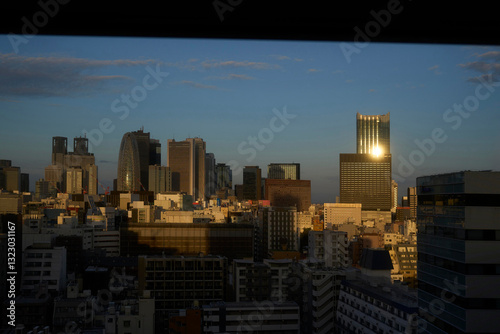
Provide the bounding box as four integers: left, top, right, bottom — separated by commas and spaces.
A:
339, 153, 392, 211
356, 112, 390, 155
417, 171, 500, 333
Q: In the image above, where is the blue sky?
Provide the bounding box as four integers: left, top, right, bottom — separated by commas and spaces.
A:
0, 35, 499, 203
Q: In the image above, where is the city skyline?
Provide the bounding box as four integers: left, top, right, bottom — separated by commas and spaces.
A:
1, 36, 499, 203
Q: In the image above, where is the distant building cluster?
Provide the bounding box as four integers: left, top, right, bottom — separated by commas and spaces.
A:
1, 112, 498, 333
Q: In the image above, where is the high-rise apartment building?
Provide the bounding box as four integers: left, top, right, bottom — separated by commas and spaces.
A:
243, 166, 261, 201
167, 138, 206, 200
339, 153, 392, 211
267, 163, 300, 180
356, 112, 390, 155
417, 171, 500, 333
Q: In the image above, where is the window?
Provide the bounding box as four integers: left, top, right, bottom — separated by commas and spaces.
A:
123, 320, 131, 327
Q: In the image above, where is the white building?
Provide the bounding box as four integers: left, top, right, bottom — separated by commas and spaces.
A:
324, 203, 362, 229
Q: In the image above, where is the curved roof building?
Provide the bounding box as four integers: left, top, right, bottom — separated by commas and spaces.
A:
117, 132, 140, 191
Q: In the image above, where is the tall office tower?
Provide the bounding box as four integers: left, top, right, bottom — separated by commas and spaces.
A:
407, 186, 417, 219
356, 112, 390, 155
44, 164, 63, 194
0, 166, 20, 192
401, 195, 409, 207
167, 138, 206, 200
417, 171, 500, 333
20, 173, 29, 192
0, 160, 11, 167
339, 153, 392, 211
117, 132, 140, 192
87, 164, 98, 195
392, 180, 398, 211
131, 128, 151, 190
243, 166, 262, 201
205, 153, 216, 198
264, 179, 311, 212
35, 179, 50, 200
73, 136, 88, 155
267, 163, 300, 180
149, 138, 161, 165
148, 165, 171, 194
52, 136, 68, 166
215, 163, 232, 190
66, 167, 83, 194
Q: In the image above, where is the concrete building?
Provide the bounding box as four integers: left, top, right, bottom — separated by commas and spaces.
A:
267, 163, 301, 180
336, 267, 418, 334
243, 166, 262, 201
258, 207, 299, 258
138, 255, 226, 332
121, 222, 254, 260
22, 245, 67, 295
202, 301, 300, 334
308, 230, 349, 268
324, 203, 362, 228
265, 179, 311, 212
215, 163, 232, 191
148, 165, 172, 194
388, 243, 417, 288
340, 153, 392, 211
407, 186, 417, 219
167, 137, 206, 200
205, 152, 216, 198
288, 261, 345, 334
417, 171, 500, 333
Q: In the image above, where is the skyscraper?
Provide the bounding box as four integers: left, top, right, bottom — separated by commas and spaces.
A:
215, 163, 232, 191
356, 112, 390, 155
117, 132, 140, 192
267, 163, 300, 180
264, 179, 311, 212
407, 186, 417, 219
417, 171, 500, 333
131, 128, 151, 190
148, 165, 171, 194
243, 166, 261, 201
205, 153, 216, 198
167, 138, 206, 200
339, 153, 392, 211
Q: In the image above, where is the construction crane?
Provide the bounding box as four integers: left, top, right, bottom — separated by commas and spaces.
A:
137, 178, 146, 191
91, 173, 110, 195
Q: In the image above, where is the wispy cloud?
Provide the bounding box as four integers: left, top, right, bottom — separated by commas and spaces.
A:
368, 89, 376, 93
428, 64, 442, 75
269, 55, 303, 62
307, 68, 321, 73
0, 53, 159, 97
206, 74, 255, 81
345, 79, 354, 83
459, 51, 500, 83
201, 60, 280, 70
176, 80, 219, 90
